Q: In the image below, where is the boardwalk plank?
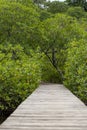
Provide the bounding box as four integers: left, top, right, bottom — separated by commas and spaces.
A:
0, 84, 87, 130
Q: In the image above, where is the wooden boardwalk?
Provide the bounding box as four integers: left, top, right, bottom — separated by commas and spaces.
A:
0, 84, 87, 130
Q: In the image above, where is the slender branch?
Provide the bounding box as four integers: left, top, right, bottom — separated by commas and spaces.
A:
44, 51, 64, 82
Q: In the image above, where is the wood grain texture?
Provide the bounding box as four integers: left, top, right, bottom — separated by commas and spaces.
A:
0, 84, 87, 130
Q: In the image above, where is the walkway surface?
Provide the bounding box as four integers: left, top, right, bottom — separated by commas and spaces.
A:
0, 84, 87, 130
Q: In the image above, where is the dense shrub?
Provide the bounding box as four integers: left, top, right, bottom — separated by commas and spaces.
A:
40, 14, 87, 82
41, 56, 62, 83
47, 1, 68, 14
67, 7, 86, 19
64, 39, 87, 102
0, 0, 39, 52
0, 44, 41, 116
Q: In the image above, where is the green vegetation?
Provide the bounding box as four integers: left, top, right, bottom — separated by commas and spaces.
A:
0, 0, 39, 52
67, 7, 86, 19
46, 1, 68, 14
64, 39, 87, 102
66, 0, 86, 7
0, 0, 87, 124
0, 44, 41, 121
39, 13, 87, 81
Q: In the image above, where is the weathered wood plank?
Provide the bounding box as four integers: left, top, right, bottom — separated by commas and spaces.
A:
0, 84, 87, 130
